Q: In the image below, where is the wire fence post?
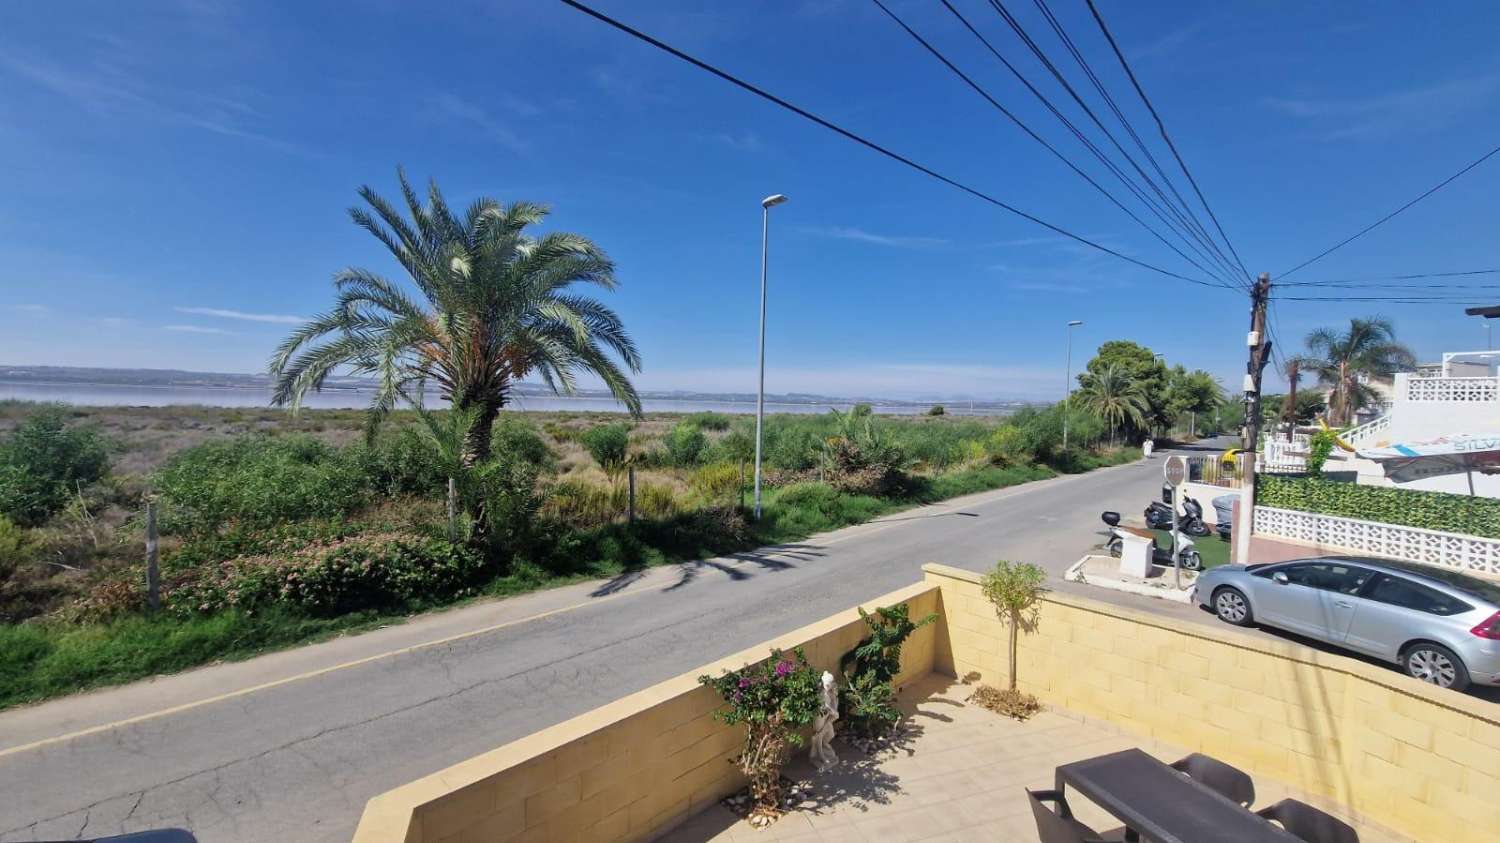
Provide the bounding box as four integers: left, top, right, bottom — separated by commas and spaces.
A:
446, 477, 457, 542
145, 499, 160, 612
627, 465, 636, 524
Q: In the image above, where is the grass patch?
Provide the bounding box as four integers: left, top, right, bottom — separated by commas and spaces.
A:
1149, 528, 1231, 570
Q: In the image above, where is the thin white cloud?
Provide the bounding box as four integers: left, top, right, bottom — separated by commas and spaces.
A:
94, 316, 132, 328
985, 236, 1067, 249
800, 226, 949, 248
10, 304, 49, 314
1265, 72, 1500, 140
175, 306, 305, 324
165, 324, 234, 335
706, 130, 764, 152
1128, 22, 1205, 62
427, 93, 528, 152
0, 52, 307, 155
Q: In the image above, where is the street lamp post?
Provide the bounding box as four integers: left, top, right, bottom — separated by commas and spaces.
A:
753, 194, 788, 520
1062, 320, 1083, 451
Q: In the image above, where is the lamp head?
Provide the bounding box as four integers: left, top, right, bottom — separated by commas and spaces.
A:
761, 194, 788, 209
1067, 320, 1083, 327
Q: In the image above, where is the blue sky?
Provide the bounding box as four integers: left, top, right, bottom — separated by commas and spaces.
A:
1, 0, 1497, 400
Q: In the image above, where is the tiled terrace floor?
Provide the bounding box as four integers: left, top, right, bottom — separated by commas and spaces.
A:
661, 675, 1411, 843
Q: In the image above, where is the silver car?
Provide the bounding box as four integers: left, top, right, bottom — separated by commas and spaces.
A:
1193, 556, 1500, 691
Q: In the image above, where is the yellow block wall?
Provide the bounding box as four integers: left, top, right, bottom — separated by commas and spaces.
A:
351, 582, 941, 843
924, 563, 1500, 843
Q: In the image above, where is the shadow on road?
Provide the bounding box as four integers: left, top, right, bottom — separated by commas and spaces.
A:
868, 510, 981, 525
661, 544, 829, 592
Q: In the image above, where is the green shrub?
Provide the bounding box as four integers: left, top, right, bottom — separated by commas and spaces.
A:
365, 427, 445, 496
0, 516, 31, 584
580, 423, 630, 478
152, 435, 371, 535
774, 482, 842, 516
684, 411, 731, 431
986, 425, 1030, 465
705, 427, 755, 465
493, 417, 555, 473
663, 423, 707, 467
763, 425, 822, 471
691, 462, 742, 504
926, 404, 945, 416
1305, 429, 1337, 477
839, 603, 936, 737
0, 406, 111, 526
1257, 475, 1500, 538
164, 532, 485, 617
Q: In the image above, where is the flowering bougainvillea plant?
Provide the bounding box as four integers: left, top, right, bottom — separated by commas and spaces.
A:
699, 647, 821, 819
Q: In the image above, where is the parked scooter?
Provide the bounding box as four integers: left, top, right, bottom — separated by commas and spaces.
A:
1101, 511, 1203, 570
1144, 495, 1211, 537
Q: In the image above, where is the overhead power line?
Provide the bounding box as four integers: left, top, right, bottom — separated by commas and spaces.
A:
1278, 269, 1500, 287
1030, 0, 1239, 282
1279, 142, 1500, 279
553, 0, 1227, 289
1278, 295, 1494, 303
935, 0, 1243, 289
869, 0, 1240, 289
1084, 0, 1253, 285
983, 0, 1247, 288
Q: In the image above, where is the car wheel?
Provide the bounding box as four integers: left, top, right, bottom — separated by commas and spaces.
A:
1402, 643, 1470, 692
1212, 587, 1252, 626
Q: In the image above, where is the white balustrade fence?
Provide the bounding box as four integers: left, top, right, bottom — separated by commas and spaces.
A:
1254, 506, 1500, 579
1402, 376, 1500, 403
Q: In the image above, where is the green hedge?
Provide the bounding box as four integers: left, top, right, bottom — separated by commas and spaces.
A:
1257, 475, 1500, 539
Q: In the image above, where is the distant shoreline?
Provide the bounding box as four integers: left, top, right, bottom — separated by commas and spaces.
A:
0, 381, 1017, 416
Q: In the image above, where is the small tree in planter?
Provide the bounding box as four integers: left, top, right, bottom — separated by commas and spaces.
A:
699, 647, 821, 824
839, 602, 936, 742
973, 560, 1047, 720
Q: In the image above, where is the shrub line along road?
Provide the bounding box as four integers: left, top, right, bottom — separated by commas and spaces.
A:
0, 438, 1308, 843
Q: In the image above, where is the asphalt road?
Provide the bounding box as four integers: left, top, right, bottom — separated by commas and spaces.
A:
0, 439, 1241, 843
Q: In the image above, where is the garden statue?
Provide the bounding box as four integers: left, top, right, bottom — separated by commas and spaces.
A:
809, 670, 839, 772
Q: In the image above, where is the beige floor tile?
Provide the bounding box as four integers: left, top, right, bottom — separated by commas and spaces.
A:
656, 676, 1397, 843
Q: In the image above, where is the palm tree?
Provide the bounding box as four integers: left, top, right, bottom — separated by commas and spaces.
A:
1079, 363, 1149, 447
271, 169, 642, 520
1301, 317, 1415, 426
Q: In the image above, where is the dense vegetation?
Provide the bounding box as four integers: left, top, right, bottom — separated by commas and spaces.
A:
0, 398, 1143, 708
1257, 475, 1500, 538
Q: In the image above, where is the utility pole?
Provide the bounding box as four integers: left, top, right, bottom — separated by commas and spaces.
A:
1236, 274, 1273, 565
1281, 358, 1300, 442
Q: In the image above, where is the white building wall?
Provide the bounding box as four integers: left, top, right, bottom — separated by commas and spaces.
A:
1378, 372, 1500, 496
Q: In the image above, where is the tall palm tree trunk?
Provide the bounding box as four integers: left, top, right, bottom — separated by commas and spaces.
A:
457, 396, 502, 541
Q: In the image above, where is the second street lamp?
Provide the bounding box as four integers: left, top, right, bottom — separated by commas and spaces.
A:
753, 194, 788, 519
1062, 320, 1083, 452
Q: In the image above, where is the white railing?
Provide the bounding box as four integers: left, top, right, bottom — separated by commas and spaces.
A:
1255, 506, 1500, 579
1261, 436, 1307, 472
1339, 413, 1391, 449
1403, 376, 1500, 403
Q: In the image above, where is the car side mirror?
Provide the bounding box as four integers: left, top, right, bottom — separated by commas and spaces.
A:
1272, 572, 1289, 585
